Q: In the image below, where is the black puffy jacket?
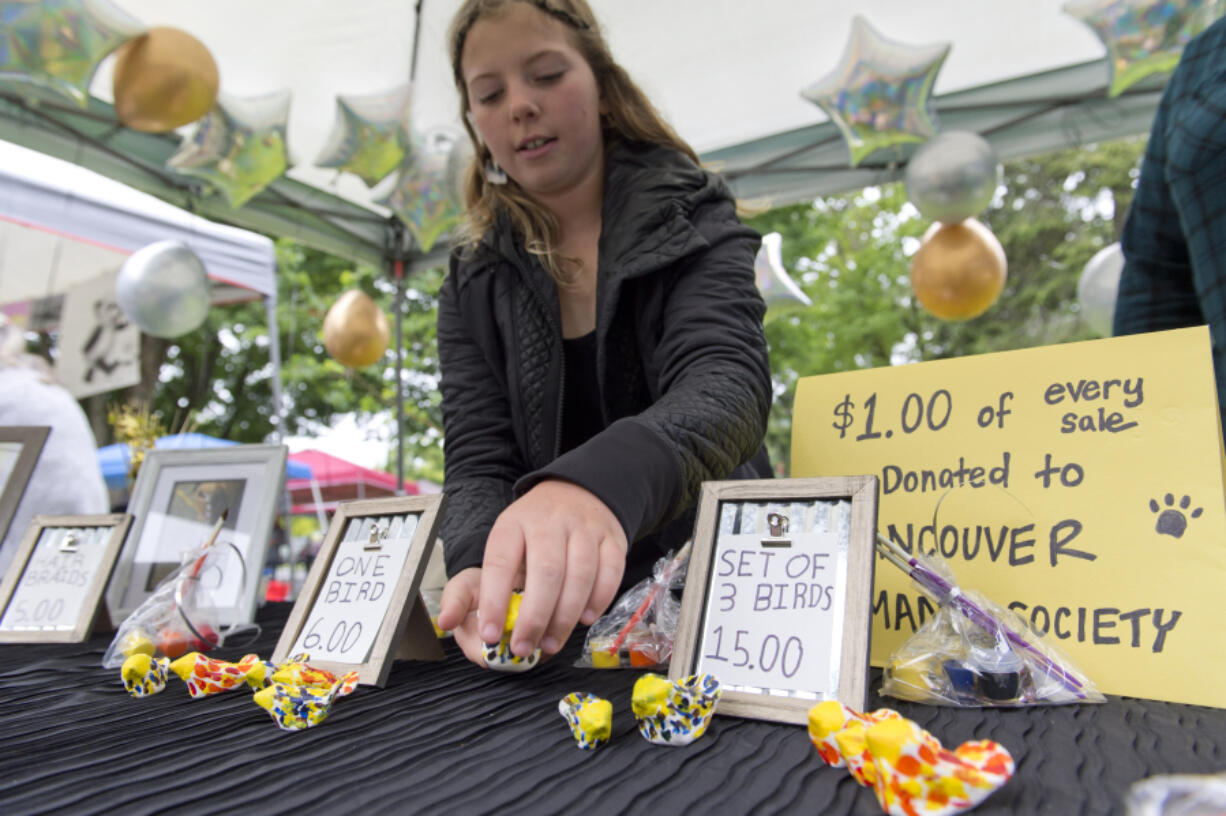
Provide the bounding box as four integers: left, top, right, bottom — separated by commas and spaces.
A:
437, 141, 773, 584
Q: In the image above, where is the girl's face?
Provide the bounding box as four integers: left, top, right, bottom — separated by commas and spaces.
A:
462, 3, 606, 207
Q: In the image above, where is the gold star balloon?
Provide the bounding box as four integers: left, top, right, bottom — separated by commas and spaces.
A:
376, 126, 468, 253
801, 16, 950, 167
315, 84, 412, 188
1064, 0, 1226, 96
0, 0, 144, 105
168, 90, 291, 209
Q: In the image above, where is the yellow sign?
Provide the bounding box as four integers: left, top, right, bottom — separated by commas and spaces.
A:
791, 327, 1226, 708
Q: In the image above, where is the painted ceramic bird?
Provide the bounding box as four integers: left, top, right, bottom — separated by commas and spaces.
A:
808, 700, 904, 786
631, 672, 721, 746
252, 671, 360, 731
482, 592, 540, 672
244, 653, 354, 693
558, 692, 613, 750
121, 653, 170, 698
865, 717, 1014, 816
169, 652, 263, 698
807, 701, 1014, 816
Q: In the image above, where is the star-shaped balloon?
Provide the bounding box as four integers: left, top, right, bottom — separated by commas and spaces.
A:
1064, 0, 1226, 96
0, 0, 144, 105
755, 232, 812, 321
167, 90, 292, 208
376, 126, 468, 253
801, 16, 950, 167
315, 84, 412, 188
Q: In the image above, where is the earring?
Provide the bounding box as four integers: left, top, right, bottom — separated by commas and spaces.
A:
484, 157, 508, 185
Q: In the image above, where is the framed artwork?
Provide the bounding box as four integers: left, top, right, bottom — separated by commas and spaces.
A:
0, 426, 50, 548
0, 514, 132, 642
274, 495, 446, 687
672, 477, 879, 725
106, 445, 287, 627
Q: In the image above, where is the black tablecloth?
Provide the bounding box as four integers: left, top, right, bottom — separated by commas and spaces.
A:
1, 604, 1223, 815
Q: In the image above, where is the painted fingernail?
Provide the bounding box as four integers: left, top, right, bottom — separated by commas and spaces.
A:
482, 624, 501, 644
542, 636, 560, 653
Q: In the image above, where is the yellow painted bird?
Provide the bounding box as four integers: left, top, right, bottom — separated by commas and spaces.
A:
121, 653, 170, 698
631, 672, 721, 746
252, 671, 360, 732
169, 652, 263, 698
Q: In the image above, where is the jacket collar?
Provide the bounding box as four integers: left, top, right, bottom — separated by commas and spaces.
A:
463, 141, 716, 286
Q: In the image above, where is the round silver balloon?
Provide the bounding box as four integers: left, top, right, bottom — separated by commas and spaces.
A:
905, 131, 1001, 224
1078, 242, 1124, 337
115, 240, 211, 338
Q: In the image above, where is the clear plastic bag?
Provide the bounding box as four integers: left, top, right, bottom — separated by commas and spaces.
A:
1126, 774, 1226, 816
102, 538, 258, 669
576, 542, 690, 670
879, 544, 1105, 707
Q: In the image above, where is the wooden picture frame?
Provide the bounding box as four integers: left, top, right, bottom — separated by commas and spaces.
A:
106, 445, 287, 627
273, 495, 446, 687
672, 476, 878, 725
0, 426, 50, 548
0, 514, 132, 642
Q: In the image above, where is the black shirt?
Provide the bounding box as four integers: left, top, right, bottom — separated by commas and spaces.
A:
560, 331, 604, 453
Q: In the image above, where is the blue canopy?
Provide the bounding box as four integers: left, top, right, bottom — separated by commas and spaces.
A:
97, 433, 312, 490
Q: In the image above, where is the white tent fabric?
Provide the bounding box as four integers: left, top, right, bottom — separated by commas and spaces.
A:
0, 139, 285, 428
0, 140, 276, 304
91, 0, 1113, 214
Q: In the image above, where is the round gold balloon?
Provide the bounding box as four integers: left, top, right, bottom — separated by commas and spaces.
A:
910, 218, 1007, 321
112, 27, 219, 133
323, 290, 390, 368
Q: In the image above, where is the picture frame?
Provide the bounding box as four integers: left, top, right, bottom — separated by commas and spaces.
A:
672, 476, 879, 725
274, 495, 446, 687
0, 426, 50, 548
0, 514, 133, 642
105, 444, 287, 628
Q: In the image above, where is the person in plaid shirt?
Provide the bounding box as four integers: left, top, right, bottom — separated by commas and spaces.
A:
1114, 15, 1226, 430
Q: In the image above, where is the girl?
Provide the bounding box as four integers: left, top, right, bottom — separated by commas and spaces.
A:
435, 0, 773, 667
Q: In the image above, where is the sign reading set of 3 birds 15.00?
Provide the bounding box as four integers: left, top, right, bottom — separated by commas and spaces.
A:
274, 495, 445, 687
673, 478, 878, 725
0, 515, 132, 642
791, 326, 1226, 708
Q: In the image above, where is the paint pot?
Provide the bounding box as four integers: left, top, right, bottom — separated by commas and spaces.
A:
970, 645, 1024, 702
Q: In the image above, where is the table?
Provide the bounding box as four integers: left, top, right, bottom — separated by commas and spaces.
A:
1, 603, 1223, 815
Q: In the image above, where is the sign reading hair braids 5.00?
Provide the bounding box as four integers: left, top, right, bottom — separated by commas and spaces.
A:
791, 327, 1226, 708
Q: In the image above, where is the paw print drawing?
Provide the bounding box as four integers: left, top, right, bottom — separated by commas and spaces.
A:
1149, 493, 1203, 539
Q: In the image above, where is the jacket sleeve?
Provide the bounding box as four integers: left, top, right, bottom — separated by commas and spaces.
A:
522, 190, 771, 542
1114, 63, 1203, 339
436, 255, 522, 576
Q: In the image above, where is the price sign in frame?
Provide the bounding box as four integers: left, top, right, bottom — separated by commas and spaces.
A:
0, 426, 50, 549
274, 495, 446, 687
672, 477, 878, 725
0, 514, 133, 643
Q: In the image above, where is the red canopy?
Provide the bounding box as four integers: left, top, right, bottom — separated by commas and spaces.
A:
286, 448, 417, 514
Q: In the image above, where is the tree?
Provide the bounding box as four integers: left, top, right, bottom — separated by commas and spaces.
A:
100, 240, 447, 482
745, 136, 1147, 473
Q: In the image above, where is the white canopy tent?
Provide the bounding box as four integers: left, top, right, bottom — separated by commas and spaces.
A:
0, 0, 1185, 478
0, 139, 283, 415
0, 0, 1170, 268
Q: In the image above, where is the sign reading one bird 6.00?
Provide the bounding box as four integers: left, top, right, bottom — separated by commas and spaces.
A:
792, 327, 1226, 708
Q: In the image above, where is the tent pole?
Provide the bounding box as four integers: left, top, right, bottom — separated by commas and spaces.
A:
394, 255, 406, 496
265, 293, 285, 443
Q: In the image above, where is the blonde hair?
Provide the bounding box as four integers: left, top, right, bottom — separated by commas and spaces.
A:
448, 0, 699, 284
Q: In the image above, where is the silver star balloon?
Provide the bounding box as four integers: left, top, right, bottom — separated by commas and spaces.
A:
1065, 0, 1226, 96
168, 90, 292, 209
376, 126, 467, 253
315, 84, 412, 188
801, 16, 950, 167
755, 232, 812, 321
0, 0, 144, 105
